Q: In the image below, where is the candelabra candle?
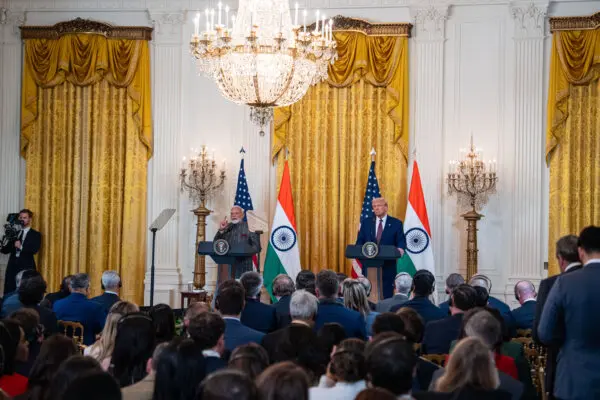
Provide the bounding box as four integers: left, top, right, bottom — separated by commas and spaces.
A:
180, 145, 227, 207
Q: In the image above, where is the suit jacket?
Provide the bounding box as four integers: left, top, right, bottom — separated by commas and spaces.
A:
510, 300, 536, 330
0, 293, 22, 318
91, 292, 120, 315
422, 313, 463, 355
223, 317, 265, 352
44, 290, 70, 308
356, 215, 406, 249
273, 295, 292, 329
1, 228, 41, 294
428, 368, 522, 400
391, 296, 446, 324
487, 296, 515, 333
314, 299, 366, 339
416, 387, 512, 400
121, 373, 154, 400
438, 300, 450, 316
376, 293, 409, 313
240, 298, 277, 333
538, 262, 600, 400
204, 356, 227, 375
53, 293, 106, 345
31, 305, 58, 337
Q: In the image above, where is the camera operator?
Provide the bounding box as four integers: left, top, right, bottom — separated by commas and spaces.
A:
1, 209, 41, 295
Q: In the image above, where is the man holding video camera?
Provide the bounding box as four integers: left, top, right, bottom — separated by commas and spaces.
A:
1, 209, 41, 294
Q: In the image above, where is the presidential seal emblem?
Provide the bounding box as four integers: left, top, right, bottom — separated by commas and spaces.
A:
361, 242, 379, 258
213, 239, 230, 256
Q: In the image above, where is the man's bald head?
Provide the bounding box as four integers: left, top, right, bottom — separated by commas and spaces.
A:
514, 280, 536, 305
372, 197, 388, 218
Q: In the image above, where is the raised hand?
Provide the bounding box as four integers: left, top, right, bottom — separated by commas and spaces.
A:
219, 217, 228, 230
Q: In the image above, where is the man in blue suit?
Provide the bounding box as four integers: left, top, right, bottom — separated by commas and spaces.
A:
539, 226, 600, 400
390, 269, 446, 324
188, 311, 228, 375
240, 271, 277, 333
314, 269, 366, 339
215, 280, 264, 352
511, 280, 536, 330
356, 197, 406, 299
438, 273, 465, 316
469, 274, 514, 332
271, 274, 295, 329
91, 270, 121, 315
53, 273, 106, 345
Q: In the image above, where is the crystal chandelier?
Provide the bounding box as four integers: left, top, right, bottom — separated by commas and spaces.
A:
190, 0, 337, 135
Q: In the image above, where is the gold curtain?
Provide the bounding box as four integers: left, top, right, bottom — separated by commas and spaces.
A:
547, 22, 600, 275
21, 33, 152, 303
273, 29, 409, 275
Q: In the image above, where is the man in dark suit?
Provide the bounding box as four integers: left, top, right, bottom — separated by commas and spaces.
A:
53, 273, 106, 345
239, 271, 277, 333
314, 269, 366, 339
376, 272, 412, 312
422, 284, 477, 355
1, 209, 42, 295
538, 226, 600, 400
44, 275, 73, 308
438, 273, 465, 316
391, 270, 446, 324
510, 280, 536, 330
271, 274, 295, 329
469, 274, 514, 331
188, 311, 228, 374
91, 270, 121, 315
356, 197, 407, 299
533, 234, 580, 399
1, 269, 38, 317
19, 274, 57, 337
216, 280, 264, 352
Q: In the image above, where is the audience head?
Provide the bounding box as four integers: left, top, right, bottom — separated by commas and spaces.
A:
295, 270, 316, 295
355, 388, 397, 400
556, 234, 580, 271
9, 308, 41, 345
149, 303, 175, 345
15, 269, 39, 290
216, 280, 246, 316
514, 280, 536, 304
46, 355, 104, 400
18, 274, 47, 307
200, 369, 257, 400
240, 271, 264, 299
289, 289, 318, 323
449, 284, 478, 315
229, 343, 270, 380
473, 286, 489, 307
336, 272, 348, 296
411, 269, 435, 297
468, 274, 492, 292
69, 273, 91, 296
272, 274, 295, 298
148, 342, 168, 374
343, 279, 371, 317
372, 313, 405, 337
188, 312, 225, 354
101, 270, 121, 292
445, 273, 465, 295
60, 275, 74, 294
317, 323, 347, 357
365, 333, 417, 396
328, 339, 366, 383
184, 301, 211, 327
316, 270, 339, 299
257, 361, 311, 400
461, 309, 502, 352
435, 337, 499, 393
110, 313, 156, 387
357, 276, 372, 297
271, 324, 327, 382
63, 372, 122, 400
0, 319, 29, 375
94, 301, 139, 362
396, 308, 424, 343
153, 338, 206, 400
578, 226, 600, 264
394, 273, 412, 296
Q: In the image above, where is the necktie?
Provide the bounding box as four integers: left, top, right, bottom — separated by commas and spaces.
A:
376, 219, 383, 244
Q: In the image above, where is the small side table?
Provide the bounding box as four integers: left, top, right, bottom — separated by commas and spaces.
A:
180, 290, 210, 310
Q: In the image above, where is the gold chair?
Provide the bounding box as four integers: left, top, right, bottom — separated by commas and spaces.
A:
516, 328, 532, 338
58, 320, 86, 353
421, 354, 447, 368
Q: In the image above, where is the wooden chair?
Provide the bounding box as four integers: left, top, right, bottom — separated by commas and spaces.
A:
58, 320, 86, 353
421, 354, 447, 368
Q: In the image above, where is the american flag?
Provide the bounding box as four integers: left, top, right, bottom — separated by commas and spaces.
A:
352, 160, 381, 278
234, 148, 258, 272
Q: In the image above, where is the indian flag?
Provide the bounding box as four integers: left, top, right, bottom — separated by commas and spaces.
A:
264, 161, 302, 296
397, 161, 434, 277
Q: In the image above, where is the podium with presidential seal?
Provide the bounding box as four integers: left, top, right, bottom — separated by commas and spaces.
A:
198, 240, 261, 285
345, 243, 403, 301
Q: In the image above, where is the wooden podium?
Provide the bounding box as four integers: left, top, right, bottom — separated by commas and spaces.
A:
197, 241, 260, 286
345, 244, 402, 302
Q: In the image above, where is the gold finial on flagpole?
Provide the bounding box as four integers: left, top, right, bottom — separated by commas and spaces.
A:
370, 147, 376, 162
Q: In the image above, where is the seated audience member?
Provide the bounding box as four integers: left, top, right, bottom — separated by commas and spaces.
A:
148, 303, 175, 345
240, 271, 277, 333
215, 280, 264, 352
109, 313, 156, 388
21, 335, 78, 400
43, 275, 73, 308
10, 308, 42, 377
257, 362, 311, 400
85, 301, 139, 369
228, 343, 269, 380
187, 312, 227, 374
183, 301, 210, 326
469, 274, 514, 330
45, 356, 103, 400
200, 369, 258, 400
317, 323, 347, 359
428, 337, 511, 400
473, 286, 490, 307
377, 273, 412, 313
121, 343, 167, 400
310, 338, 366, 399
62, 372, 122, 400
314, 270, 366, 339
510, 281, 536, 330
343, 279, 379, 337
52, 273, 106, 345
438, 273, 465, 316
357, 276, 377, 311
1, 270, 39, 318
371, 312, 405, 337
396, 307, 425, 343
356, 387, 397, 400
336, 272, 348, 301
152, 338, 206, 400
91, 271, 121, 315
391, 270, 446, 324
296, 270, 317, 296
422, 284, 477, 355
271, 274, 295, 328
364, 333, 417, 399
0, 319, 30, 397
18, 275, 57, 337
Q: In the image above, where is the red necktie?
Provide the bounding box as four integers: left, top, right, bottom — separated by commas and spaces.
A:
376, 219, 383, 244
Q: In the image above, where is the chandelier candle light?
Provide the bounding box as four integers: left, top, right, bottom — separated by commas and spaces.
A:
447, 135, 498, 279
180, 146, 227, 289
190, 0, 337, 135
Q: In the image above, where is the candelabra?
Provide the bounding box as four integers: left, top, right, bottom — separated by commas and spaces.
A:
447, 136, 498, 279
180, 146, 226, 289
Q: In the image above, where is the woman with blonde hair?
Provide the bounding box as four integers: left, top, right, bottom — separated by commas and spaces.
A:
84, 301, 139, 369
342, 279, 378, 337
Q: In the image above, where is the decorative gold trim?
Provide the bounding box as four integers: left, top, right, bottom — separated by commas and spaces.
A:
308, 15, 412, 37
550, 12, 600, 32
20, 18, 153, 40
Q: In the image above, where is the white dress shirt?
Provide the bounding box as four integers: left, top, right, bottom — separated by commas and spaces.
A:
584, 259, 600, 266
565, 262, 582, 272
309, 379, 366, 400
374, 214, 388, 235
16, 227, 30, 257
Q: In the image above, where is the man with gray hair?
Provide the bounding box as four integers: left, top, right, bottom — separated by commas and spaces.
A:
438, 273, 465, 316
91, 270, 121, 315
510, 281, 536, 330
376, 272, 412, 313
240, 271, 277, 333
53, 273, 106, 345
271, 274, 295, 328
0, 269, 39, 317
